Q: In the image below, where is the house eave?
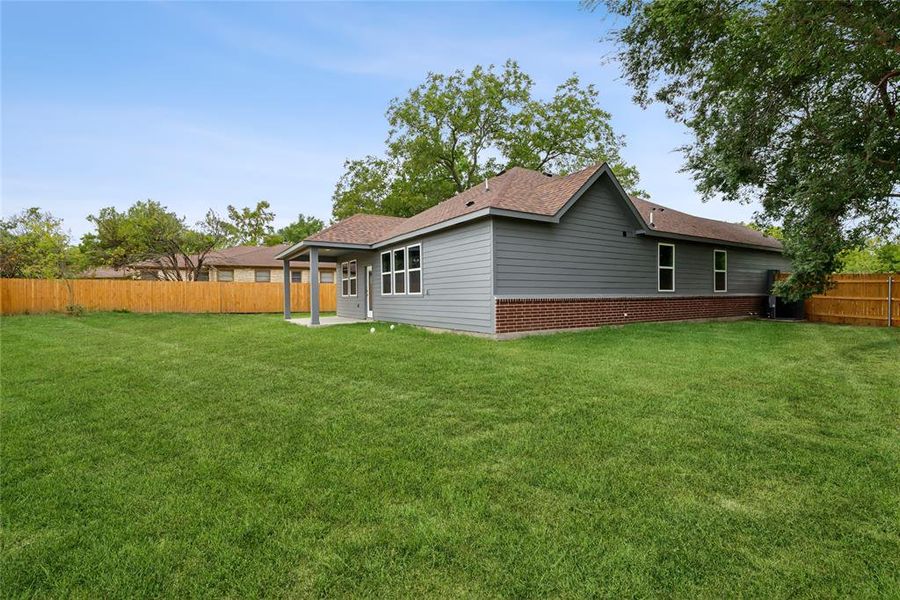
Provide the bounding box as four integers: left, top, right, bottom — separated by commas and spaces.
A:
275, 240, 371, 261
634, 228, 783, 253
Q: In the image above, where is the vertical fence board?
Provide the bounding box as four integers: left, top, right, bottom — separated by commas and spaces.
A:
0, 279, 337, 315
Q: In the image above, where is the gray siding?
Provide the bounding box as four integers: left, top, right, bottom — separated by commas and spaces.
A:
493, 175, 790, 297
335, 253, 373, 320
373, 219, 494, 333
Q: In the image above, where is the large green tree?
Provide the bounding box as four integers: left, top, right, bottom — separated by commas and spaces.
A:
332, 60, 643, 220
81, 201, 228, 281
265, 213, 325, 246
223, 201, 276, 246
594, 0, 899, 299
0, 208, 83, 279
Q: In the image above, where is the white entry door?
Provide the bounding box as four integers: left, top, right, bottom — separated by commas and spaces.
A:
366, 265, 374, 319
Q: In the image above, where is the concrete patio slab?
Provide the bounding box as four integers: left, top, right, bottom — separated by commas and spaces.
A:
287, 316, 366, 328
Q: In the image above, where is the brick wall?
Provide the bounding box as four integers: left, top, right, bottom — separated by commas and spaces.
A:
495, 296, 767, 334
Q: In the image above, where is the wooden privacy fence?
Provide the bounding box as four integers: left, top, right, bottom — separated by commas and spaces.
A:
793, 273, 899, 327
0, 279, 337, 315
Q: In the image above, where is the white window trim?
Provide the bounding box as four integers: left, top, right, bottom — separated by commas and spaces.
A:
658, 243, 675, 292
348, 259, 357, 297
713, 249, 727, 293
340, 262, 352, 297
392, 247, 407, 296
380, 251, 393, 296
406, 243, 422, 295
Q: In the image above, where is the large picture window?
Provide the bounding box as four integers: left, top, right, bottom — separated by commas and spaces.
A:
714, 250, 727, 292
658, 243, 675, 292
407, 244, 422, 294
393, 248, 406, 294
340, 262, 357, 297
381, 251, 392, 295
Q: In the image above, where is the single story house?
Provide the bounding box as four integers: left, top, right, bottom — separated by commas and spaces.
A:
134, 244, 337, 283
276, 163, 789, 335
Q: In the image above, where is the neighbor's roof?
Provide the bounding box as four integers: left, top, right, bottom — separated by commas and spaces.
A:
134, 244, 337, 269
289, 164, 782, 253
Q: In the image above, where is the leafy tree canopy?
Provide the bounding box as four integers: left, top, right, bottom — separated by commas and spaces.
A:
594, 0, 899, 300
0, 208, 83, 278
81, 200, 228, 281
838, 236, 900, 273
224, 201, 276, 246
265, 213, 325, 246
332, 60, 643, 220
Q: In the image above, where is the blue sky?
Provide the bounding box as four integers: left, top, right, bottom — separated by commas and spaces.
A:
2, 1, 759, 239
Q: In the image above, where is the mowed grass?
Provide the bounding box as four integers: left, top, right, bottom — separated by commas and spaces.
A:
1, 314, 898, 598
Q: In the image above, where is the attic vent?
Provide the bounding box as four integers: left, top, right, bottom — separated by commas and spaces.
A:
465, 200, 475, 207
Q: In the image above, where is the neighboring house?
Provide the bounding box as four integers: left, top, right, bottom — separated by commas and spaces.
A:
276, 164, 789, 335
134, 244, 337, 283
79, 266, 135, 279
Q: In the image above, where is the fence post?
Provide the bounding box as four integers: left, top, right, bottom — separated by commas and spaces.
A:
888, 276, 893, 328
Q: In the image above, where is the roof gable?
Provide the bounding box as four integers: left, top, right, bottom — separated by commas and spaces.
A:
279, 163, 782, 257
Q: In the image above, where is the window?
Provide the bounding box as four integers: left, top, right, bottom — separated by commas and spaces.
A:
714, 250, 727, 292
140, 271, 157, 281
218, 269, 234, 282
381, 251, 392, 295
290, 270, 304, 283
255, 269, 271, 283
341, 261, 357, 297
393, 248, 406, 294
320, 271, 334, 284
349, 260, 357, 296
196, 270, 210, 282
407, 244, 422, 294
658, 243, 675, 292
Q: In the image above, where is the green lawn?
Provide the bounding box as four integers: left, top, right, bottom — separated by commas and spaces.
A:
2, 314, 898, 598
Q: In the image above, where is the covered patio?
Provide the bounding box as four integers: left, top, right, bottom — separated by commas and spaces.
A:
275, 241, 367, 325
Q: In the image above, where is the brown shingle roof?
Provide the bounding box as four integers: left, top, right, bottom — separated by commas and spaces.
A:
305, 214, 408, 245
629, 197, 782, 250
135, 244, 337, 269
299, 164, 782, 251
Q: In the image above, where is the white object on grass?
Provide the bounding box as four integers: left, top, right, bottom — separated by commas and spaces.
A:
390, 324, 395, 330
369, 327, 376, 334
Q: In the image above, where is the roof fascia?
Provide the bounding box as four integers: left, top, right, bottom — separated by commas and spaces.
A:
275, 240, 371, 261
634, 228, 783, 253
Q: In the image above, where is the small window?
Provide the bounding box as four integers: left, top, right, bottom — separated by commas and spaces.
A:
348, 260, 357, 296
714, 250, 727, 292
658, 243, 675, 292
341, 262, 349, 296
196, 270, 210, 282
218, 269, 234, 282
255, 269, 271, 283
290, 270, 303, 283
140, 270, 157, 281
407, 244, 422, 294
381, 251, 392, 295
393, 248, 406, 294
320, 271, 334, 284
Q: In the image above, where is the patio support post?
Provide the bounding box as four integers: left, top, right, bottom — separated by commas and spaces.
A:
309, 247, 320, 325
282, 259, 291, 320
